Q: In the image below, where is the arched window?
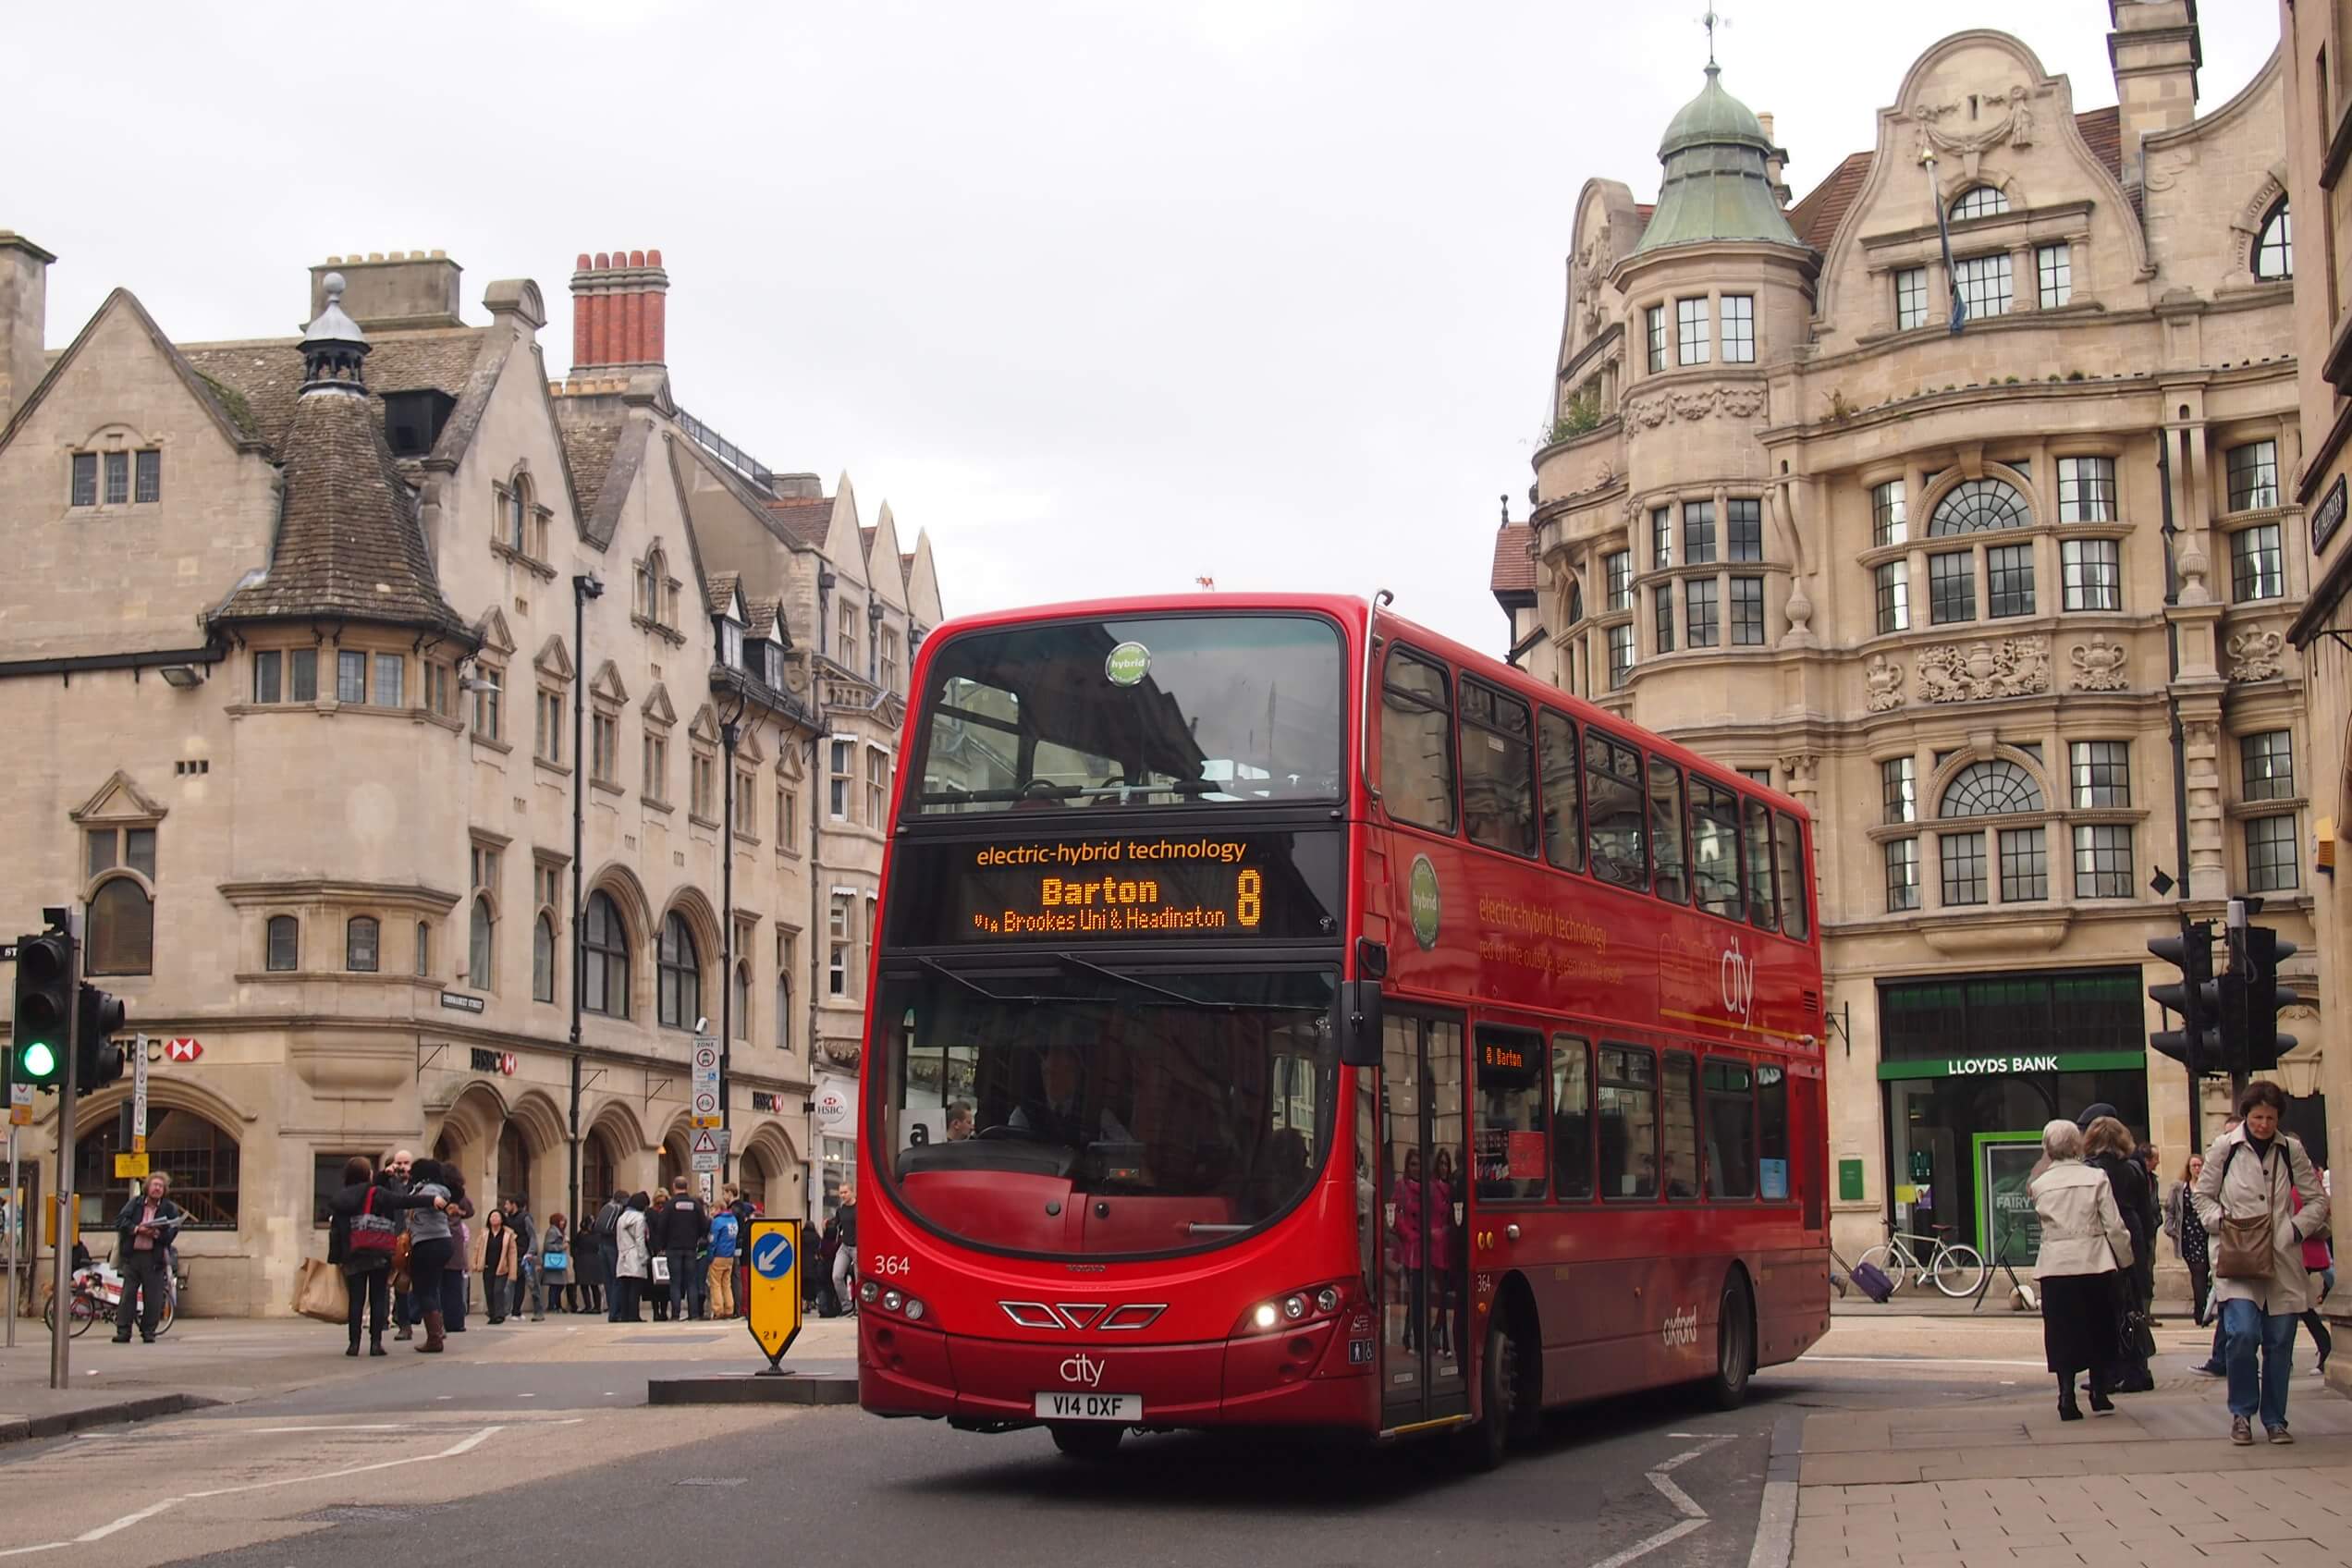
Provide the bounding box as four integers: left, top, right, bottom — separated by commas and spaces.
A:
497, 1122, 529, 1207
508, 474, 531, 553
658, 911, 701, 1030
76, 1108, 239, 1228
582, 891, 630, 1018
2255, 198, 2293, 281
533, 912, 556, 1004
733, 962, 752, 1041
1928, 478, 2032, 535
1951, 185, 2010, 221
1565, 580, 1585, 626
776, 970, 792, 1052
265, 914, 299, 973
643, 551, 669, 627
1940, 759, 2044, 817
87, 876, 153, 977
469, 896, 496, 992
346, 915, 380, 973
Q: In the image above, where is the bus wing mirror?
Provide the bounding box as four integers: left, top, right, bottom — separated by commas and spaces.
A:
1338, 982, 1383, 1069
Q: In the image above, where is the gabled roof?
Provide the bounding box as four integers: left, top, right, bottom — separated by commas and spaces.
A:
1489, 523, 1537, 602
212, 385, 472, 643
1, 288, 267, 457
1785, 108, 2128, 257
705, 571, 741, 616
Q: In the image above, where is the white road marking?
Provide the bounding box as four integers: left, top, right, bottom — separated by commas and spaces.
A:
1583, 1434, 1733, 1568
0, 1425, 504, 1558
247, 1424, 403, 1434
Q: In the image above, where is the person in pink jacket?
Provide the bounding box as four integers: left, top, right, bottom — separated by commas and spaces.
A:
1392, 1150, 1427, 1353
1428, 1149, 1460, 1357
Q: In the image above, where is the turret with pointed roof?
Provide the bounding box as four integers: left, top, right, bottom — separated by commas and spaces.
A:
1633, 64, 1802, 255
211, 274, 473, 644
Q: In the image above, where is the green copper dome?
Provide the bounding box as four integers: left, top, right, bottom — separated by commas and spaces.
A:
1634, 64, 1800, 255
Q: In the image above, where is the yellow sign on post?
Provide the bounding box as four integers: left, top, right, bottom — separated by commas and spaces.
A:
744, 1216, 804, 1373
114, 1153, 150, 1180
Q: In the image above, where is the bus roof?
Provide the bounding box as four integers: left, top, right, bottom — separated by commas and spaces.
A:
915, 592, 1811, 824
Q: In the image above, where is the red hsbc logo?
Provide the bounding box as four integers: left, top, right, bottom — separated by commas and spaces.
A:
165, 1038, 202, 1062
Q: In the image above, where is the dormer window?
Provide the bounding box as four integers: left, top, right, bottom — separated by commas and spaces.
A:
721, 619, 744, 669
1950, 185, 2010, 222
384, 389, 455, 458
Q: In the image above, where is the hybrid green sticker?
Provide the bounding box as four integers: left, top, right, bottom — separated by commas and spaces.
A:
1104, 641, 1152, 687
1408, 855, 1441, 949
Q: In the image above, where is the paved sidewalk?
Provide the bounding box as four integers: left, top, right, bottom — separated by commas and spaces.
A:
1792, 1358, 2352, 1566
0, 1309, 856, 1442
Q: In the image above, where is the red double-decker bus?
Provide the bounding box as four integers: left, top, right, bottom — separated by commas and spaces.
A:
855, 593, 1828, 1464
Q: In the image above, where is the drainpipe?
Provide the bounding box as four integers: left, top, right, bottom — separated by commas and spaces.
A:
806, 731, 823, 1222
719, 710, 741, 1186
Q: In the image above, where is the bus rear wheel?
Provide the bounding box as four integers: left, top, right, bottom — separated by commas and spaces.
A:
1049, 1422, 1124, 1461
1705, 1274, 1754, 1410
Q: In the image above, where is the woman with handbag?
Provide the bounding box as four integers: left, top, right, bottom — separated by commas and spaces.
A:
327, 1157, 447, 1357
2085, 1116, 2156, 1392
540, 1214, 571, 1317
2029, 1119, 2132, 1421
612, 1192, 652, 1323
2194, 1081, 2330, 1445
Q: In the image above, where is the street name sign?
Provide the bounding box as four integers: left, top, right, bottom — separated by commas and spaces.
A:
745, 1216, 803, 1371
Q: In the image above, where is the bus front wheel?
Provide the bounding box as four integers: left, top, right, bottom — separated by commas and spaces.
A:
1049, 1422, 1124, 1461
1459, 1319, 1518, 1471
1705, 1274, 1754, 1410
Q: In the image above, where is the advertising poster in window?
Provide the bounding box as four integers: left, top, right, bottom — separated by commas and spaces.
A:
1978, 1133, 2044, 1268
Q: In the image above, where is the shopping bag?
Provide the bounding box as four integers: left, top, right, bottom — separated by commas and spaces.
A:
293, 1257, 349, 1323
651, 1255, 670, 1283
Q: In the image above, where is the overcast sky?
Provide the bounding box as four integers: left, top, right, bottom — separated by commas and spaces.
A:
6, 0, 2280, 651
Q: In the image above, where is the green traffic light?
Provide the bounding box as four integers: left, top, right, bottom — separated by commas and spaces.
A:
19, 1040, 55, 1078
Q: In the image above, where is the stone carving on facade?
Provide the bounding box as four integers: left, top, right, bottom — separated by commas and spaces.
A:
1776, 753, 1819, 788
822, 1037, 863, 1069
2182, 718, 2220, 752
1572, 221, 1613, 336
1716, 385, 1766, 418
1916, 638, 2051, 704
1911, 84, 2040, 159
2227, 628, 2286, 682
2068, 634, 2129, 692
1865, 654, 1905, 713
1672, 391, 1716, 422
1620, 385, 1767, 428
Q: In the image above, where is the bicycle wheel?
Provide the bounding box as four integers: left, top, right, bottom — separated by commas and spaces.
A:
1856, 1245, 1906, 1293
1931, 1243, 1987, 1298
154, 1292, 176, 1337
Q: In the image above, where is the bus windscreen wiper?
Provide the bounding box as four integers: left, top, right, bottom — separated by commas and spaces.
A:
1051, 953, 1327, 1014
914, 957, 1088, 1008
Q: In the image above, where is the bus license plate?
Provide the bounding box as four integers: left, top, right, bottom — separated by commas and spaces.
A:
1035, 1391, 1140, 1422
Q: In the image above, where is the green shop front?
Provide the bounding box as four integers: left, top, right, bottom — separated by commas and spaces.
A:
1876, 969, 2150, 1268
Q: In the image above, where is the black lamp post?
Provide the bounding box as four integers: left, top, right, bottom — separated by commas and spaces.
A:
568, 571, 604, 1227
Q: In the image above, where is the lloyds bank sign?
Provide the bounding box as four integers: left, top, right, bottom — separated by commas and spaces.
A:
1876, 1048, 2146, 1083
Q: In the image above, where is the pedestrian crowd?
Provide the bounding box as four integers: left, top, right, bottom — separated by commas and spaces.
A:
2031, 1081, 2331, 1445
320, 1151, 775, 1351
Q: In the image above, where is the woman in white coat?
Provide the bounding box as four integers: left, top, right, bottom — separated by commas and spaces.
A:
2193, 1081, 2329, 1446
2029, 1120, 2133, 1421
612, 1191, 653, 1324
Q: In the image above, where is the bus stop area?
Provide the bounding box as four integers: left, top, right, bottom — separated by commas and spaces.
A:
1783, 1373, 2352, 1567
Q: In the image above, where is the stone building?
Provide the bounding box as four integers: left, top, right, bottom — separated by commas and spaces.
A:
1493, 6, 2314, 1269
2280, 0, 2352, 1369
0, 234, 942, 1313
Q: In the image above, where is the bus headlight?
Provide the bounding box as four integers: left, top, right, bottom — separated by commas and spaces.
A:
883, 1290, 903, 1313
1253, 1303, 1279, 1330
903, 1297, 926, 1321
1315, 1286, 1341, 1315
860, 1280, 880, 1305
1282, 1294, 1307, 1320
1234, 1280, 1352, 1337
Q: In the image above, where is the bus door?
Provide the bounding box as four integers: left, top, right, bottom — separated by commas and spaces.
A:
1378, 1007, 1468, 1429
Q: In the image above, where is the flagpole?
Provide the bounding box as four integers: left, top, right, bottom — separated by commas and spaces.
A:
1922, 147, 1967, 337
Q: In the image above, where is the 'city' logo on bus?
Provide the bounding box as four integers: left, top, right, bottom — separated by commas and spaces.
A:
1408, 856, 1441, 949
1720, 937, 1756, 1023
1661, 1306, 1699, 1348
1060, 1353, 1106, 1388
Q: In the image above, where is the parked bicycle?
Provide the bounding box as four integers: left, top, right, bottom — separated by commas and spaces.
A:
43, 1260, 178, 1338
1856, 1221, 1988, 1298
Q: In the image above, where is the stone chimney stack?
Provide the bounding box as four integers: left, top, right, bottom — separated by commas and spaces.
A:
0, 232, 55, 431
570, 249, 668, 374
1756, 112, 1792, 206
2108, 0, 2202, 187
309, 251, 464, 330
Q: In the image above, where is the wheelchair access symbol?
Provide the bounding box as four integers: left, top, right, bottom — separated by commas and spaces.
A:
744, 1216, 804, 1371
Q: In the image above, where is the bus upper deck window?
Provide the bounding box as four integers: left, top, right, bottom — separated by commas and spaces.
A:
1584, 731, 1648, 891
1647, 757, 1689, 905
1461, 680, 1537, 857
1774, 811, 1810, 939
1538, 710, 1583, 874
1689, 778, 1743, 919
1381, 649, 1456, 833
1741, 795, 1779, 932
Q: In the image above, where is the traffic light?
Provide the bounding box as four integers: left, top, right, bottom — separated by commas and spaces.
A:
11, 932, 71, 1092
76, 983, 124, 1095
2239, 925, 2299, 1075
2148, 922, 2218, 1073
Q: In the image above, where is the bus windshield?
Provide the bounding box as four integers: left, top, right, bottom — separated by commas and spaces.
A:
907, 614, 1346, 815
873, 965, 1338, 1258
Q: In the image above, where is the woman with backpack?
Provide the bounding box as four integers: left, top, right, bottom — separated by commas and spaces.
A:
2194, 1081, 2330, 1446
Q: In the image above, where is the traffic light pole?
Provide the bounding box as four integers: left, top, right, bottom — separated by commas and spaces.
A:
48, 925, 80, 1391
2180, 910, 2204, 1158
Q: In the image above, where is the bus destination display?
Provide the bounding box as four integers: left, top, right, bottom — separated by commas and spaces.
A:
888, 831, 1341, 946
